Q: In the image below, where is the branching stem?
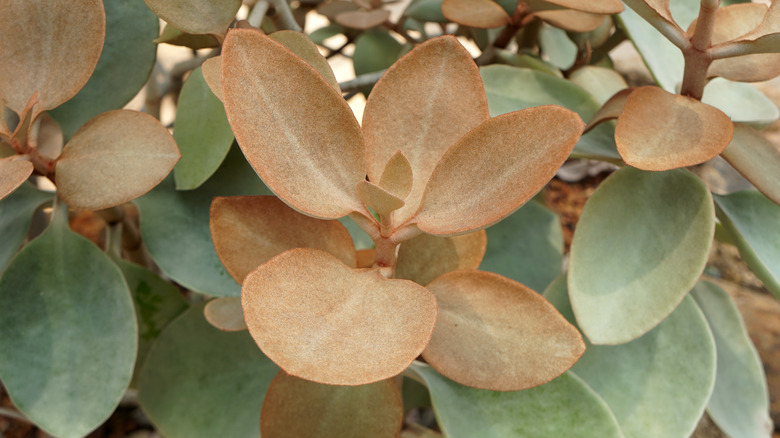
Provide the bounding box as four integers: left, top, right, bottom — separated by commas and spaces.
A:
268, 0, 302, 32
679, 0, 720, 99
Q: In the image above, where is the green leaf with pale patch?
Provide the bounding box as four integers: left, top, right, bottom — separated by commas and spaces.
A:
702, 78, 780, 127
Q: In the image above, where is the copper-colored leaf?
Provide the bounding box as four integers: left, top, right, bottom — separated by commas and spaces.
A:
201, 56, 222, 101
379, 150, 413, 200
204, 297, 247, 331
441, 0, 511, 28
269, 31, 340, 91
415, 107, 583, 236
736, 0, 780, 42
584, 88, 635, 133
222, 29, 367, 220
542, 0, 624, 14
243, 248, 436, 385
396, 231, 487, 286
721, 123, 780, 206
534, 10, 606, 33
0, 0, 105, 119
210, 196, 356, 283
143, 0, 241, 37
0, 157, 33, 201
318, 0, 360, 20
335, 9, 391, 30
362, 36, 490, 226
356, 248, 376, 268
615, 87, 733, 171
423, 271, 585, 391
623, 0, 676, 26
55, 110, 180, 210
261, 372, 403, 438
356, 180, 405, 216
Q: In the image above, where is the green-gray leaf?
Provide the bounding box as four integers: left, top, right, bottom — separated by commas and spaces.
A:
404, 0, 446, 23
353, 29, 405, 95
0, 183, 52, 273
538, 25, 577, 70
702, 78, 780, 127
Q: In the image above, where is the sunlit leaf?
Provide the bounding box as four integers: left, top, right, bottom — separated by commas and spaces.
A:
416, 107, 582, 235
55, 110, 180, 210
543, 0, 624, 14
269, 30, 340, 91
0, 0, 105, 119
336, 9, 392, 29
209, 195, 356, 283
702, 78, 780, 127
720, 124, 780, 206
138, 303, 278, 438
535, 9, 605, 33
691, 280, 772, 438
261, 372, 403, 437
222, 29, 366, 219
569, 67, 628, 106
204, 297, 246, 331
379, 150, 413, 199
615, 86, 733, 171
0, 202, 136, 438
0, 157, 33, 202
0, 183, 52, 273
143, 0, 241, 37
356, 180, 405, 216
442, 0, 511, 28
396, 231, 486, 286
568, 167, 714, 344
242, 248, 437, 385
201, 56, 222, 100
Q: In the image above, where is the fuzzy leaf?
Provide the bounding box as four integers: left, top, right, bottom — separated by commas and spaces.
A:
442, 0, 511, 28
720, 123, 780, 206
356, 180, 405, 216
143, 0, 241, 37
201, 56, 222, 100
0, 157, 33, 202
269, 30, 340, 91
396, 231, 487, 286
204, 297, 246, 331
379, 150, 413, 199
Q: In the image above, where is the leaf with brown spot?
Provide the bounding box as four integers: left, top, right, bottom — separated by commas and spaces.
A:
222, 29, 367, 220
335, 9, 391, 30
356, 180, 405, 216
0, 0, 105, 119
0, 157, 33, 202
584, 88, 635, 133
415, 106, 583, 236
201, 57, 222, 101
209, 195, 356, 283
379, 150, 413, 200
534, 9, 606, 33
396, 231, 487, 286
242, 248, 437, 385
615, 87, 733, 171
441, 0, 511, 29
269, 31, 340, 91
204, 297, 247, 331
542, 0, 624, 14
721, 123, 780, 206
422, 271, 585, 391
55, 110, 180, 210
261, 372, 403, 438
363, 36, 490, 227
143, 0, 241, 37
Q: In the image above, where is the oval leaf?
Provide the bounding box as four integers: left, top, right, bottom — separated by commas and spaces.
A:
204, 297, 246, 332
569, 67, 629, 106
720, 123, 780, 206
356, 180, 405, 216
416, 106, 583, 235
143, 0, 241, 37
442, 0, 511, 28
396, 230, 487, 286
535, 9, 606, 33
56, 110, 180, 210
269, 30, 340, 91
242, 248, 437, 385
568, 166, 714, 344
335, 9, 392, 29
261, 373, 403, 437
702, 78, 780, 127
379, 150, 413, 199
0, 157, 33, 201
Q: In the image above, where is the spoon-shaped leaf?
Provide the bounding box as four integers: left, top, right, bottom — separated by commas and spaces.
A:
261, 372, 403, 437
416, 106, 583, 235
55, 110, 180, 210
396, 231, 487, 286
222, 29, 367, 220
720, 124, 780, 206
0, 157, 33, 202
442, 0, 511, 28
204, 297, 247, 332
242, 248, 437, 385
143, 0, 241, 37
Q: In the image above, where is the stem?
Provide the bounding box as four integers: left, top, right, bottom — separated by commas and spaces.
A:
268, 0, 302, 32
680, 48, 712, 99
0, 407, 31, 423
247, 0, 270, 28
709, 40, 760, 60
691, 0, 719, 52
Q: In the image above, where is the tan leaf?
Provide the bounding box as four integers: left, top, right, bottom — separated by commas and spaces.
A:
222, 29, 367, 220
204, 297, 247, 331
143, 0, 241, 37
623, 0, 676, 26
415, 106, 583, 236
720, 123, 780, 206
356, 180, 405, 216
335, 9, 391, 30
441, 0, 511, 29
201, 56, 222, 101
55, 110, 180, 210
534, 9, 606, 33
318, 0, 360, 20
210, 195, 356, 283
615, 87, 733, 171
584, 88, 635, 133
269, 31, 340, 91
541, 0, 624, 14
0, 0, 105, 119
0, 156, 33, 201
736, 0, 780, 42
396, 231, 487, 286
261, 372, 403, 438
242, 248, 437, 385
379, 150, 413, 200
362, 36, 490, 227
356, 248, 376, 268
423, 271, 585, 391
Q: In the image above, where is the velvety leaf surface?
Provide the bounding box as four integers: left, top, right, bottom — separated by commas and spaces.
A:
362, 36, 489, 226
714, 191, 780, 299
356, 180, 405, 216
442, 0, 511, 28
0, 0, 105, 118
209, 195, 356, 283
416, 107, 582, 235
269, 30, 340, 91
222, 29, 366, 219
0, 183, 52, 273
49, 0, 158, 139
720, 123, 780, 206
0, 202, 136, 438
55, 110, 180, 210
545, 277, 717, 438
480, 200, 563, 293
396, 230, 486, 286
204, 297, 246, 331
702, 78, 780, 126
409, 362, 623, 438
379, 151, 414, 199
691, 280, 772, 438
135, 147, 272, 297
242, 248, 437, 385
138, 303, 278, 438
568, 167, 714, 344
201, 56, 222, 100
143, 0, 241, 36
261, 373, 403, 437
0, 157, 33, 202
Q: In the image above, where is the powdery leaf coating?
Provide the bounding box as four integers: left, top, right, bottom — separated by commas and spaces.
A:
416, 106, 583, 236
204, 297, 247, 331
222, 29, 367, 220
261, 372, 403, 438
55, 110, 180, 210
242, 248, 437, 385
0, 157, 33, 202
423, 271, 585, 391
379, 150, 413, 200
442, 0, 511, 28
143, 0, 241, 37
0, 0, 105, 118
356, 180, 405, 216
269, 31, 340, 92
362, 36, 490, 226
534, 9, 606, 33
615, 87, 733, 171
543, 0, 624, 14
396, 231, 487, 286
210, 196, 356, 283
335, 9, 392, 30
584, 88, 634, 133
720, 123, 780, 206
201, 57, 222, 101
